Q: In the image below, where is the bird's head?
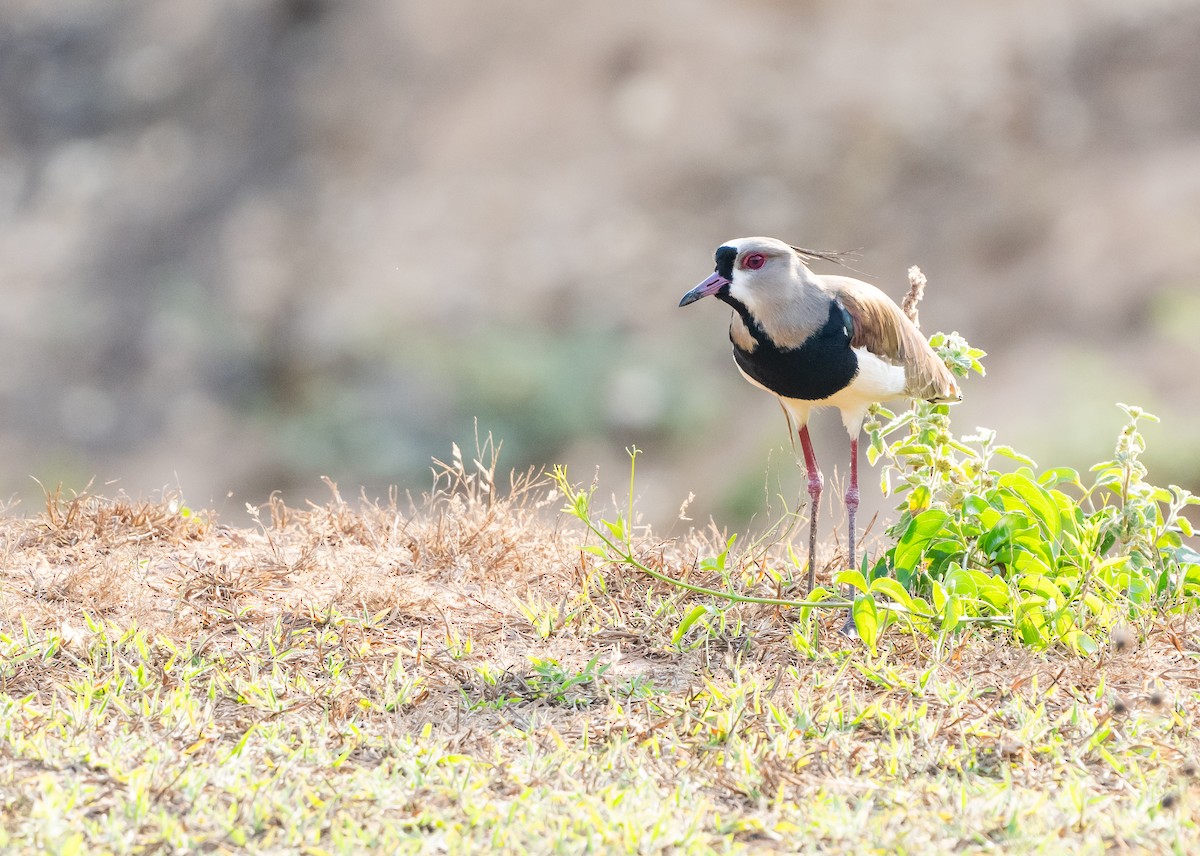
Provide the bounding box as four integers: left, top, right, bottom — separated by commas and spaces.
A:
678, 236, 809, 311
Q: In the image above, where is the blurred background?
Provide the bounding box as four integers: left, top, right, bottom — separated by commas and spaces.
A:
2, 0, 1199, 529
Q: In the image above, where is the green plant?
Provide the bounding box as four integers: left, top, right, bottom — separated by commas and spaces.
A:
526, 655, 610, 708
863, 397, 1200, 653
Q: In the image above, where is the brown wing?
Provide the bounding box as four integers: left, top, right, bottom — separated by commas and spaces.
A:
823, 275, 961, 403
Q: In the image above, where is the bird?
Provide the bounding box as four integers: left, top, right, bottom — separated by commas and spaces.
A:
679, 236, 961, 598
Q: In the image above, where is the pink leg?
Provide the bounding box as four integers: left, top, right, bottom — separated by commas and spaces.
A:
798, 425, 823, 593
841, 436, 862, 637
846, 436, 860, 571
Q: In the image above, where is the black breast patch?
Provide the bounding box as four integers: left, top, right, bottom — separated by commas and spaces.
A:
730, 300, 859, 401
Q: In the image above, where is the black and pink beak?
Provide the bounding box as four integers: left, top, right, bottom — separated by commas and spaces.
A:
678, 272, 730, 307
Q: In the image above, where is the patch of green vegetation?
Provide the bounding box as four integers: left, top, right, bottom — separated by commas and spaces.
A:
2, 608, 1196, 853
860, 400, 1200, 653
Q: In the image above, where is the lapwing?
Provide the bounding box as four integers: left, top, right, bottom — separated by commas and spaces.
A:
679, 236, 961, 596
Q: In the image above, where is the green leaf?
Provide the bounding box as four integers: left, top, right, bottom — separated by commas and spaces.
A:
1063, 629, 1099, 656
1127, 576, 1152, 604
798, 586, 835, 626
941, 595, 963, 634
979, 512, 1031, 565
1155, 567, 1172, 597
1157, 530, 1182, 550
995, 446, 1037, 467
979, 578, 1011, 610
930, 580, 948, 613
922, 541, 963, 576
997, 473, 1062, 543
1094, 555, 1129, 587
947, 439, 981, 457
1038, 467, 1080, 488
1010, 550, 1051, 577
1017, 574, 1060, 602
944, 567, 979, 599
960, 494, 990, 517
1081, 592, 1109, 618
1052, 607, 1079, 638
834, 569, 869, 593
852, 595, 879, 653
868, 577, 916, 612
1052, 490, 1084, 540
1091, 468, 1124, 492
893, 509, 953, 573
602, 517, 628, 542
228, 723, 258, 759
672, 605, 711, 645
907, 484, 931, 514
1014, 600, 1049, 646
893, 443, 934, 457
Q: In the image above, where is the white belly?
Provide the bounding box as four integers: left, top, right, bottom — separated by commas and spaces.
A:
739, 347, 906, 437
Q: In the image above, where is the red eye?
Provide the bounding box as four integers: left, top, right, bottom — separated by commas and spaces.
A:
742, 253, 766, 270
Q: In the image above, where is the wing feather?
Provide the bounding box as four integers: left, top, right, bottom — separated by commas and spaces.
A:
821, 275, 961, 403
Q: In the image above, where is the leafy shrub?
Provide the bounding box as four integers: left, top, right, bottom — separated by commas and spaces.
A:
859, 397, 1200, 653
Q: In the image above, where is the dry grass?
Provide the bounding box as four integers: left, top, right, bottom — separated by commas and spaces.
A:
0, 448, 1198, 853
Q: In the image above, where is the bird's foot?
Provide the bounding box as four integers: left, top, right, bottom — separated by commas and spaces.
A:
839, 612, 860, 640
